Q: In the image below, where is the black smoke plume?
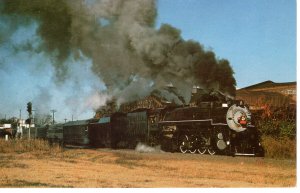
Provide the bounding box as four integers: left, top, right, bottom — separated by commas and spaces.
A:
1, 0, 236, 108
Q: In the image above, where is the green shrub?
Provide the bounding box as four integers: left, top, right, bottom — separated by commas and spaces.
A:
257, 120, 296, 139
256, 117, 296, 159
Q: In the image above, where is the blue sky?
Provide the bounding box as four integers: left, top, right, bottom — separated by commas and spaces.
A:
157, 0, 296, 88
0, 22, 105, 121
0, 0, 297, 121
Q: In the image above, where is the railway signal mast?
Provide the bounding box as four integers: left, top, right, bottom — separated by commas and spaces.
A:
26, 102, 34, 139
26, 102, 32, 125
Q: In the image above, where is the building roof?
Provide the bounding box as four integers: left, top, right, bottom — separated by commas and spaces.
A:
239, 80, 296, 91
236, 80, 296, 108
64, 120, 89, 126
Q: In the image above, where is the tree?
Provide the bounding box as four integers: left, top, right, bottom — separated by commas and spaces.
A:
34, 113, 53, 126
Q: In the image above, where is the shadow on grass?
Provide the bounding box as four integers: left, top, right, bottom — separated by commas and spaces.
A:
114, 152, 147, 169
3, 179, 73, 188
0, 161, 28, 169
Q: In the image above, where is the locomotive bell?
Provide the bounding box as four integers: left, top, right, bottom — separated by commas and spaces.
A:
226, 104, 251, 132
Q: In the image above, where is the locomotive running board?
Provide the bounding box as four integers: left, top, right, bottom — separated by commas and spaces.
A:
234, 153, 255, 156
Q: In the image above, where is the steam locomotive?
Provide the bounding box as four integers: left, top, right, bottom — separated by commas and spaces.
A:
39, 93, 264, 157
158, 100, 264, 156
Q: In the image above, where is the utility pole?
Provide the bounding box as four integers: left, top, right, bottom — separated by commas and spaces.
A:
31, 110, 35, 125
50, 110, 57, 125
19, 109, 21, 120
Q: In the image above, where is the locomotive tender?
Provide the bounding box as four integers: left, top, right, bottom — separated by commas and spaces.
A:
89, 113, 127, 148
88, 110, 161, 149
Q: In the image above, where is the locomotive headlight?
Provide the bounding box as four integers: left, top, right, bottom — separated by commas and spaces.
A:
226, 141, 230, 145
222, 103, 228, 107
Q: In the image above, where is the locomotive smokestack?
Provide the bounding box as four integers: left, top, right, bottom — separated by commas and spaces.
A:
1, 0, 236, 109
165, 83, 186, 105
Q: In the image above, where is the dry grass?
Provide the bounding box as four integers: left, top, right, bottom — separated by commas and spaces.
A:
0, 138, 62, 155
0, 144, 296, 188
261, 136, 296, 159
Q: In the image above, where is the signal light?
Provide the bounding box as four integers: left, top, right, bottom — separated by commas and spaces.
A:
27, 102, 32, 115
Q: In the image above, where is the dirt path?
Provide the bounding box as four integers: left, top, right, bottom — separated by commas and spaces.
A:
0, 148, 296, 188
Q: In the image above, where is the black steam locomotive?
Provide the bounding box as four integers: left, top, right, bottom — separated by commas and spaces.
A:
42, 92, 264, 157
158, 100, 264, 156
